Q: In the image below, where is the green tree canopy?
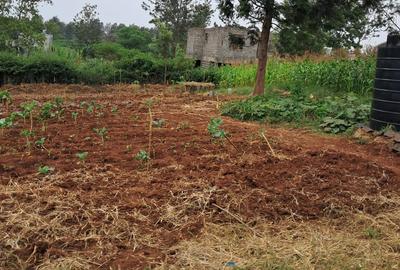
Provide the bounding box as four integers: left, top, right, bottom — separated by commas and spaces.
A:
142, 0, 213, 52
0, 0, 52, 52
116, 25, 154, 51
72, 3, 104, 48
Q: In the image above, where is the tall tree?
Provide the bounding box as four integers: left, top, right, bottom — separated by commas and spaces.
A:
0, 0, 52, 52
116, 25, 154, 51
72, 4, 104, 48
142, 0, 213, 52
219, 0, 399, 95
45, 16, 65, 40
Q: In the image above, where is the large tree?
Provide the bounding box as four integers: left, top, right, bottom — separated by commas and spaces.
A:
142, 0, 213, 52
116, 25, 154, 51
0, 0, 52, 52
72, 4, 104, 48
219, 0, 399, 95
45, 16, 66, 40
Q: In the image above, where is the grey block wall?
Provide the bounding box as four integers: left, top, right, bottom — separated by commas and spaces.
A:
186, 26, 263, 65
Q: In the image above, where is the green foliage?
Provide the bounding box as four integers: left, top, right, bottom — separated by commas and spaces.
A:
143, 0, 213, 50
364, 227, 381, 239
93, 127, 108, 144
76, 58, 116, 84
72, 4, 103, 48
212, 57, 375, 95
222, 92, 370, 134
40, 101, 56, 120
152, 118, 166, 128
0, 0, 51, 51
35, 137, 46, 148
72, 112, 78, 122
135, 150, 150, 162
38, 165, 54, 175
116, 25, 154, 51
76, 151, 88, 162
0, 90, 12, 104
207, 118, 227, 139
91, 42, 129, 61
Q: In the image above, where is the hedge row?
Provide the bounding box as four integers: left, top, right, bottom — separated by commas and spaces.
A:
0, 51, 195, 85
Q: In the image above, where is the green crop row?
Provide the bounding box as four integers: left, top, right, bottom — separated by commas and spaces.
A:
215, 57, 376, 95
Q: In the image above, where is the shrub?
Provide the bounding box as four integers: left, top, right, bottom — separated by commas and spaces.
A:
91, 42, 129, 61
76, 58, 117, 84
222, 92, 370, 133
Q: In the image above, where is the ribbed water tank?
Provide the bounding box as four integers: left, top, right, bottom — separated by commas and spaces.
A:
370, 32, 400, 131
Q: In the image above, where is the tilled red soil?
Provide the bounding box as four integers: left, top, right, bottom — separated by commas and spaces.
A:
1, 84, 400, 269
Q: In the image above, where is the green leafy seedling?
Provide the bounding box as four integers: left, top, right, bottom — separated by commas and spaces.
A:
35, 137, 46, 148
21, 100, 38, 131
111, 106, 118, 114
0, 90, 12, 112
0, 116, 14, 135
87, 103, 95, 113
38, 165, 54, 175
208, 118, 227, 139
93, 127, 108, 144
76, 152, 88, 163
152, 118, 166, 128
21, 129, 35, 153
135, 150, 150, 162
207, 118, 240, 152
72, 112, 78, 123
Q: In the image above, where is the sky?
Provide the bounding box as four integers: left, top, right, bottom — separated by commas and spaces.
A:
39, 0, 397, 47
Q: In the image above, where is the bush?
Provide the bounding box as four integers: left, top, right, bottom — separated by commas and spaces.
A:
0, 52, 76, 84
91, 42, 129, 61
76, 58, 117, 84
222, 92, 370, 133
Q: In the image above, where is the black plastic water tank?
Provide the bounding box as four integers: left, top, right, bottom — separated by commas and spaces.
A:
370, 32, 400, 131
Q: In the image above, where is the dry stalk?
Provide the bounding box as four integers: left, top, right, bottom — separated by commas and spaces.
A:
148, 105, 153, 170
261, 132, 276, 157
224, 135, 240, 153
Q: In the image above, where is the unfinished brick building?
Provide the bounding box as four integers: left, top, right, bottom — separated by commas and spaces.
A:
186, 26, 260, 67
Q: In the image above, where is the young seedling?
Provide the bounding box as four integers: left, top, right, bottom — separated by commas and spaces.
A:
21, 129, 35, 153
35, 137, 51, 156
21, 101, 38, 132
93, 127, 108, 144
0, 90, 12, 113
80, 101, 87, 115
111, 106, 118, 114
71, 112, 78, 124
76, 151, 88, 164
53, 97, 65, 120
39, 101, 55, 131
152, 118, 166, 128
135, 150, 150, 162
38, 165, 54, 175
207, 118, 240, 152
0, 116, 14, 136
87, 103, 95, 114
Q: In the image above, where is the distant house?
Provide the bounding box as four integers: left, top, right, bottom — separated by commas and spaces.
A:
186, 26, 274, 67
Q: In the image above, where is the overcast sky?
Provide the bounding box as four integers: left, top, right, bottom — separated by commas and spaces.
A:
39, 0, 396, 47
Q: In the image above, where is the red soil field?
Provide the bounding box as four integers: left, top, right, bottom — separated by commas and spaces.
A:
1, 84, 400, 269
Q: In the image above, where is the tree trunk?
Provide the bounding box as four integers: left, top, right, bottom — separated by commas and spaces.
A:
253, 15, 273, 96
